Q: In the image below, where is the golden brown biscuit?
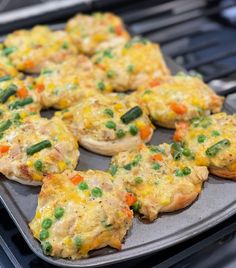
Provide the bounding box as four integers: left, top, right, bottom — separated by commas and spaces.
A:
66, 12, 130, 55
29, 169, 133, 259
4, 26, 77, 73
0, 115, 79, 185
136, 74, 223, 128
92, 37, 170, 92
174, 113, 236, 180
56, 94, 154, 155
110, 143, 208, 221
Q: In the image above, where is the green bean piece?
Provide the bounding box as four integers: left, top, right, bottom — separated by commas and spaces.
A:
0, 75, 12, 82
0, 84, 17, 103
9, 97, 33, 110
170, 142, 183, 160
105, 120, 116, 129
104, 108, 114, 118
3, 47, 16, 56
205, 139, 231, 157
0, 120, 11, 132
26, 140, 52, 156
135, 177, 143, 184
132, 200, 141, 212
120, 106, 143, 124
129, 125, 138, 136
109, 164, 118, 176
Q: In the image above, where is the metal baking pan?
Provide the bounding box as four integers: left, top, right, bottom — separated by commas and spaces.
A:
0, 26, 236, 268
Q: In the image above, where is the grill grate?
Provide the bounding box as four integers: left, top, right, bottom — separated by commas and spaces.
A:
1, 0, 236, 267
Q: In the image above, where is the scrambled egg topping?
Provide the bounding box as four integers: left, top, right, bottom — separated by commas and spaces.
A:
110, 143, 208, 221
66, 12, 130, 55
92, 37, 170, 91
56, 94, 154, 146
0, 115, 78, 184
175, 113, 236, 171
4, 26, 77, 73
136, 74, 223, 128
29, 169, 133, 259
34, 55, 105, 109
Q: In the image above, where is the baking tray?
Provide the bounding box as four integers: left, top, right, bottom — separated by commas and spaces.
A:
0, 32, 236, 268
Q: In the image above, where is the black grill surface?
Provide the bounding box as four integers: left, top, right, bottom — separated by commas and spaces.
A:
1, 0, 236, 267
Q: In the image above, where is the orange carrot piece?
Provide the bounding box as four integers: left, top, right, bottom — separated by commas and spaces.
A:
152, 153, 163, 162
0, 145, 10, 154
17, 87, 28, 98
169, 102, 187, 115
71, 174, 83, 185
36, 83, 45, 93
115, 25, 123, 35
126, 193, 137, 206
24, 59, 35, 69
149, 80, 160, 87
140, 125, 152, 140
124, 207, 133, 218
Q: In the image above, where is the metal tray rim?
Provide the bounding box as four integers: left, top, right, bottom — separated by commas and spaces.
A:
1, 183, 236, 267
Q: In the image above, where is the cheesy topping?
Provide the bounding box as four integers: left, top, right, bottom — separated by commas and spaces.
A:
136, 74, 224, 128
110, 143, 208, 221
0, 115, 78, 184
66, 12, 130, 55
92, 37, 170, 91
176, 113, 236, 170
56, 94, 154, 146
29, 170, 133, 259
34, 55, 105, 109
4, 26, 77, 73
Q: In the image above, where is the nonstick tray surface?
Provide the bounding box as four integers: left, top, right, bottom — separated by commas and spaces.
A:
0, 48, 236, 268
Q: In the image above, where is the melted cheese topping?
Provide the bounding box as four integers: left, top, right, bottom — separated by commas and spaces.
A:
137, 75, 223, 128
35, 55, 104, 109
56, 94, 153, 143
111, 143, 208, 221
178, 113, 236, 170
92, 38, 170, 91
0, 116, 78, 184
66, 12, 130, 55
4, 26, 77, 73
29, 170, 133, 259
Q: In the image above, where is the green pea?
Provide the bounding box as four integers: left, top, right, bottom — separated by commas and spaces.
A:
105, 120, 116, 129
123, 163, 132, 170
175, 169, 183, 177
104, 108, 114, 118
78, 182, 88, 191
211, 130, 220, 137
152, 163, 161, 170
91, 187, 103, 198
106, 70, 115, 78
182, 167, 191, 175
129, 125, 138, 136
54, 207, 64, 219
74, 236, 82, 248
41, 241, 52, 255
109, 164, 118, 176
42, 218, 52, 229
132, 201, 141, 212
127, 64, 135, 73
116, 129, 126, 138
135, 177, 143, 184
182, 148, 191, 157
197, 134, 207, 143
97, 81, 105, 91
34, 160, 43, 172
61, 42, 69, 49
39, 229, 49, 241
